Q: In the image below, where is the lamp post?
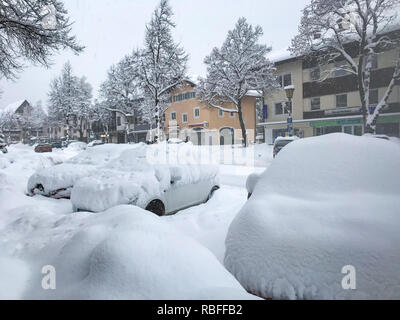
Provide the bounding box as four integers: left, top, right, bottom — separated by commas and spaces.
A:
284, 85, 295, 137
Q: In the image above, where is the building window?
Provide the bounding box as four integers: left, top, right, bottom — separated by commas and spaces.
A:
275, 101, 291, 115
194, 107, 200, 119
230, 112, 235, 118
311, 97, 321, 111
336, 94, 348, 108
117, 116, 121, 126
218, 109, 224, 118
310, 67, 320, 81
171, 111, 177, 121
182, 113, 188, 123
334, 61, 349, 77
174, 91, 196, 103
369, 89, 379, 106
277, 73, 292, 88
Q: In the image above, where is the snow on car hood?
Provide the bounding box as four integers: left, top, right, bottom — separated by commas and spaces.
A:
225, 133, 400, 300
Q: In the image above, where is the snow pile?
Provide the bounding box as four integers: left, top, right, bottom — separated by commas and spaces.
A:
225, 133, 400, 300
67, 142, 87, 151
0, 154, 10, 169
19, 205, 255, 300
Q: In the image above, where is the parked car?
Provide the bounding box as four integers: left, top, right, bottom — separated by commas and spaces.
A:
246, 173, 262, 199
27, 144, 220, 216
51, 141, 63, 149
226, 133, 400, 300
168, 138, 184, 144
34, 143, 52, 153
0, 145, 7, 154
273, 136, 299, 158
87, 140, 104, 147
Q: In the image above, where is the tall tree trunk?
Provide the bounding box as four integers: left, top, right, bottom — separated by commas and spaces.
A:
358, 57, 372, 134
237, 99, 247, 147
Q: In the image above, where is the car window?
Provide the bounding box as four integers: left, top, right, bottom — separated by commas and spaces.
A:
275, 140, 292, 147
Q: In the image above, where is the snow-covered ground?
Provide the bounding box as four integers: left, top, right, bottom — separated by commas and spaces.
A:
0, 142, 271, 299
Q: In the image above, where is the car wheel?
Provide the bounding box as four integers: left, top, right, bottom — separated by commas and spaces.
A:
207, 186, 220, 202
145, 200, 166, 216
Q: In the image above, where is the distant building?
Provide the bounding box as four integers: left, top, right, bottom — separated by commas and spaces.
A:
0, 100, 42, 143
163, 80, 260, 145
259, 39, 400, 144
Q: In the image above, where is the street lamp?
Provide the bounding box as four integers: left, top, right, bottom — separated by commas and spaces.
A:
284, 85, 295, 137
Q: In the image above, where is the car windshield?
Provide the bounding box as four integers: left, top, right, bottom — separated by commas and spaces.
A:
275, 140, 292, 148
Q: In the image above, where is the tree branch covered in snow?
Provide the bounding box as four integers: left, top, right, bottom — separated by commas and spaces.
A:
99, 55, 141, 117
0, 0, 84, 79
197, 17, 277, 147
290, 0, 400, 133
134, 0, 188, 142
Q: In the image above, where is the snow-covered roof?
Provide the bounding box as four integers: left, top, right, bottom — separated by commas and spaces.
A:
246, 90, 263, 97
267, 48, 299, 64
0, 100, 27, 115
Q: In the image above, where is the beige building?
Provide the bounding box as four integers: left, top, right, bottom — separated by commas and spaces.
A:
260, 47, 400, 144
164, 80, 259, 145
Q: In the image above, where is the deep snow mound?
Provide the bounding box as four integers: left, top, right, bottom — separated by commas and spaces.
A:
224, 133, 400, 300
23, 205, 255, 300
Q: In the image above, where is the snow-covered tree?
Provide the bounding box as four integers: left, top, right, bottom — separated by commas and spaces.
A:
16, 101, 48, 140
197, 18, 277, 147
99, 55, 140, 116
0, 0, 83, 79
75, 77, 93, 140
30, 101, 47, 131
0, 110, 17, 143
290, 0, 400, 134
48, 62, 92, 140
89, 100, 113, 139
135, 0, 188, 142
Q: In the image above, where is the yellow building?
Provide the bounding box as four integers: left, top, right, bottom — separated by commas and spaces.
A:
163, 80, 260, 145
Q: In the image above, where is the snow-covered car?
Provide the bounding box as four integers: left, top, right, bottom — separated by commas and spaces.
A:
27, 143, 220, 216
273, 136, 298, 158
70, 146, 220, 215
225, 133, 400, 300
245, 173, 261, 199
87, 140, 104, 147
34, 143, 52, 153
27, 144, 134, 199
168, 138, 184, 144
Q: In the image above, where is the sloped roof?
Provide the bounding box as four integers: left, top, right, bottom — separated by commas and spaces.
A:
0, 100, 27, 115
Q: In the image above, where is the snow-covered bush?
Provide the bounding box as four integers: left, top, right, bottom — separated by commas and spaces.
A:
225, 133, 400, 300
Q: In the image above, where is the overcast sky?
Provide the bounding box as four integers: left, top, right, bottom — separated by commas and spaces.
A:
0, 0, 309, 110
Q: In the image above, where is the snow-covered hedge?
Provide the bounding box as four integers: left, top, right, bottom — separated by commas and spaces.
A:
225, 133, 400, 300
